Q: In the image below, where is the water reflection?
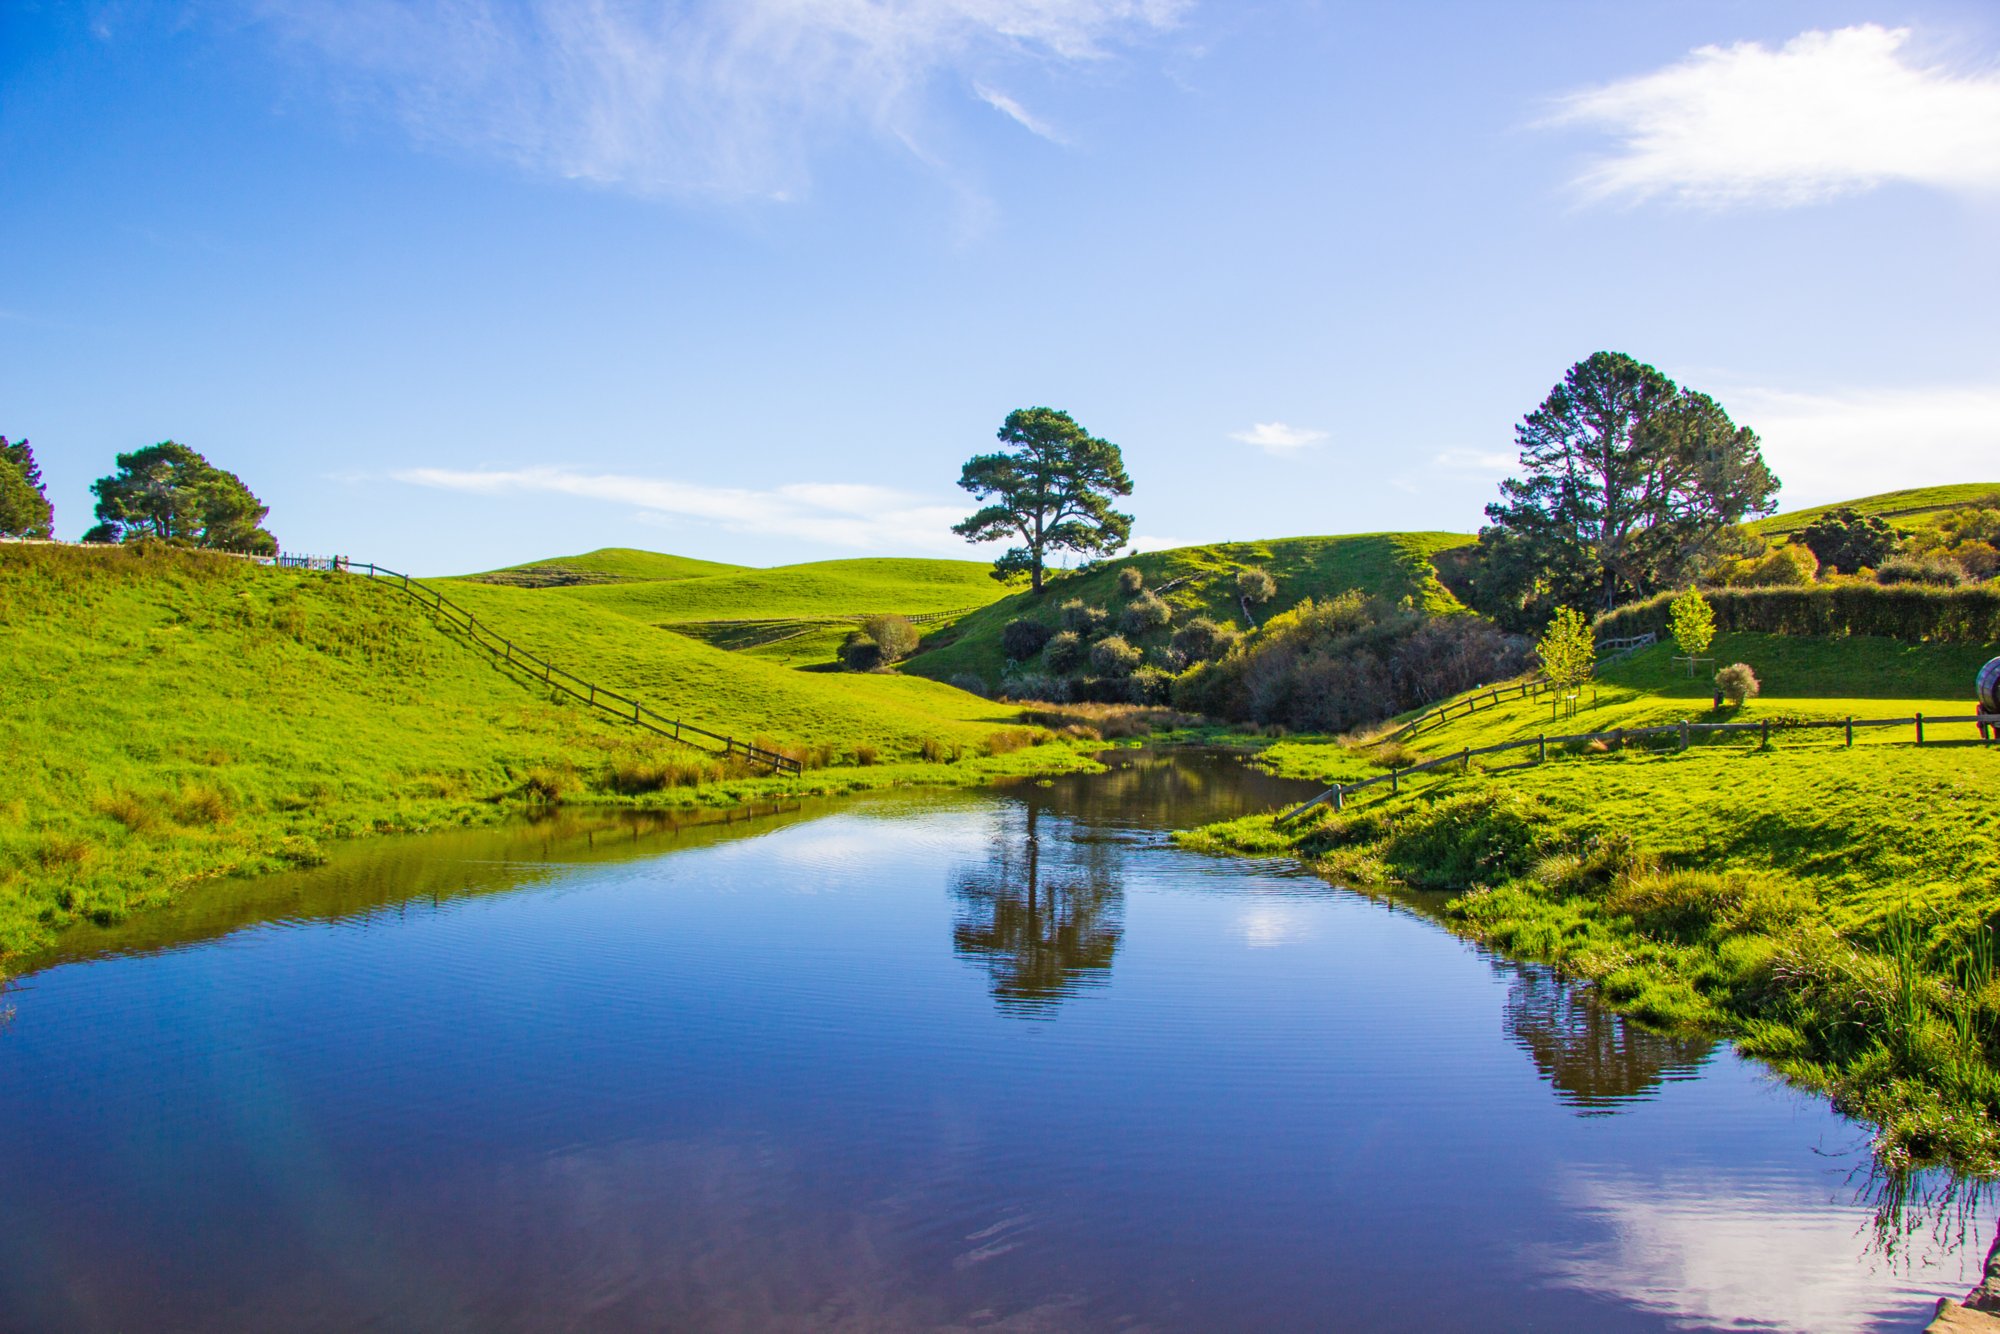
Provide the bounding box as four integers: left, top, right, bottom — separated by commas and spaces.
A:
952, 802, 1125, 1016
1499, 961, 1714, 1112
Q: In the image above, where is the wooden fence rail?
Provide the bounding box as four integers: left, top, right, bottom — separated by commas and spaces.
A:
1279, 709, 2000, 826
350, 563, 802, 776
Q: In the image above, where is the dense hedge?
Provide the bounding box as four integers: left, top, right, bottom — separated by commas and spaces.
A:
1596, 584, 2000, 644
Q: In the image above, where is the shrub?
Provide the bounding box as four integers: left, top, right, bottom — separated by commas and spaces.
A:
852, 744, 879, 766
1171, 616, 1238, 664
1003, 672, 1073, 703
1061, 599, 1110, 636
985, 729, 1035, 755
1952, 541, 2000, 580
521, 766, 569, 803
1715, 662, 1760, 705
840, 632, 883, 671
173, 780, 232, 825
1878, 554, 1964, 587
918, 737, 961, 763
1121, 590, 1172, 636
858, 614, 918, 663
95, 790, 156, 833
1089, 634, 1142, 677
1603, 867, 1807, 941
1733, 544, 1818, 587
948, 673, 989, 697
1000, 617, 1053, 662
1041, 630, 1085, 674
1116, 566, 1144, 596
1127, 664, 1174, 705
1237, 567, 1276, 605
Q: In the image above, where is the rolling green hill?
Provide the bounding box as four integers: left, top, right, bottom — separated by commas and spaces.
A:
906, 532, 1474, 687
470, 547, 747, 586
0, 544, 1092, 972
534, 555, 1005, 624
1748, 483, 2000, 537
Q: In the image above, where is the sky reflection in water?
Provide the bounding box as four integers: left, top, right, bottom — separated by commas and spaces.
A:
0, 751, 1986, 1332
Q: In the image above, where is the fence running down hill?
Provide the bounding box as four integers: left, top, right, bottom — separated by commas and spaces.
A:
349, 563, 802, 775
1280, 709, 2000, 825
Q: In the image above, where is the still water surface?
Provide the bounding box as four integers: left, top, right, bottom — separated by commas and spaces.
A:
0, 751, 1986, 1331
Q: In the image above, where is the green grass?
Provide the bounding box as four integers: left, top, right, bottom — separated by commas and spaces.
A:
907, 531, 1474, 687
1183, 629, 2000, 1175
0, 544, 1099, 974
1749, 483, 2000, 537
503, 556, 1005, 623
467, 546, 747, 584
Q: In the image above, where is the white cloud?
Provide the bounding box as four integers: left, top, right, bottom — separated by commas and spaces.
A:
973, 82, 1066, 142
1552, 24, 2000, 207
1126, 533, 1198, 553
251, 0, 1183, 198
393, 464, 976, 552
1543, 1169, 1984, 1333
1729, 382, 2000, 505
1230, 421, 1327, 453
1431, 447, 1515, 478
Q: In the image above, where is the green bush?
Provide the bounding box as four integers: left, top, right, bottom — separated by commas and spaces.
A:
1378, 790, 1561, 888
1121, 590, 1172, 635
1878, 554, 1964, 587
1237, 567, 1276, 605
1116, 566, 1144, 596
1061, 599, 1109, 637
1715, 662, 1760, 704
840, 633, 883, 671
1127, 664, 1173, 705
1042, 630, 1085, 674
1001, 617, 1053, 661
1171, 616, 1238, 664
858, 614, 918, 663
1089, 634, 1142, 678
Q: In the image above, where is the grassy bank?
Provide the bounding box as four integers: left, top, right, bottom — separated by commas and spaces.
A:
0, 544, 1098, 973
1182, 636, 2000, 1175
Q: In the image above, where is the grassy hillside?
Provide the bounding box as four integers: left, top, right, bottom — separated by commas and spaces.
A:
908, 532, 1473, 687
469, 547, 747, 586
1749, 483, 2000, 537
0, 545, 1094, 972
540, 555, 1005, 624
1184, 631, 2000, 1173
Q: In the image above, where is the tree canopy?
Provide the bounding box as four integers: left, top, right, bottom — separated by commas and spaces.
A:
953, 407, 1133, 593
0, 437, 53, 539
1472, 353, 1780, 627
1794, 506, 1896, 574
84, 442, 277, 554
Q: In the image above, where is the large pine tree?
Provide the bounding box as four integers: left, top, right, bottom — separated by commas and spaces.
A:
0, 437, 54, 539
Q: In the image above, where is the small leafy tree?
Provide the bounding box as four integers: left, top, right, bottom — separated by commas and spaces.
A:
86, 441, 277, 553
0, 437, 53, 538
1116, 566, 1144, 596
1667, 586, 1714, 673
1121, 590, 1172, 636
953, 407, 1134, 592
1171, 616, 1238, 664
840, 633, 882, 671
1536, 606, 1596, 693
857, 614, 918, 664
1060, 599, 1109, 637
1042, 630, 1085, 674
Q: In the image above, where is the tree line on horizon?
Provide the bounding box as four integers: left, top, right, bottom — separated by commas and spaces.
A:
0, 439, 278, 554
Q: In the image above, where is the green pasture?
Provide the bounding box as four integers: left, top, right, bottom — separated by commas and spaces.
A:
1748, 483, 2000, 537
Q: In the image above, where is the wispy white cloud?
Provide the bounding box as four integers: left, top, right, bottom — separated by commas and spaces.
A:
1729, 381, 2000, 505
393, 464, 976, 552
1552, 24, 2000, 207
250, 0, 1184, 199
973, 82, 1066, 142
1230, 421, 1326, 453
1431, 447, 1515, 478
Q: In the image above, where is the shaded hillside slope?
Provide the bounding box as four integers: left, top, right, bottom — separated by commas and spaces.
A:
906, 532, 1473, 687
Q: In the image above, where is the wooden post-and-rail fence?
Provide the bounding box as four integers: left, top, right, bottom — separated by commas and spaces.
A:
1278, 709, 2000, 826
348, 562, 802, 777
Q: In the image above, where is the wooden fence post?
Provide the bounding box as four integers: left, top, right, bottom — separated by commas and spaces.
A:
1916, 713, 1925, 746
1538, 735, 1546, 763
1679, 720, 1689, 751
1461, 748, 1470, 772
1333, 787, 1344, 812
1760, 719, 1770, 748
1846, 716, 1854, 747
1391, 768, 1399, 794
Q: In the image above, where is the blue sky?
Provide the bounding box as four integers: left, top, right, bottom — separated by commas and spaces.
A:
4, 0, 1997, 574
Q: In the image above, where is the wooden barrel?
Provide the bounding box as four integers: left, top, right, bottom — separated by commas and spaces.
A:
1979, 656, 2000, 714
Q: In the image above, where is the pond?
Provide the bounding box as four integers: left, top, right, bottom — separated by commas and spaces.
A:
0, 750, 1987, 1331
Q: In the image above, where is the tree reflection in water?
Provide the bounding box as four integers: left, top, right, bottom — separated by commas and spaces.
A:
1498, 960, 1715, 1112
952, 798, 1124, 1016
